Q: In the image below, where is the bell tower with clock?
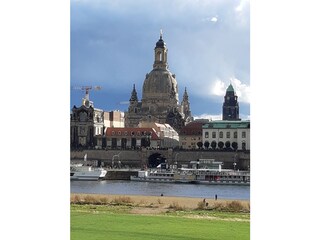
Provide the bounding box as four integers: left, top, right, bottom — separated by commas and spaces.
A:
222, 84, 241, 121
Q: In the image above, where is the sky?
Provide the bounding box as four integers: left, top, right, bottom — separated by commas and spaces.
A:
70, 0, 250, 120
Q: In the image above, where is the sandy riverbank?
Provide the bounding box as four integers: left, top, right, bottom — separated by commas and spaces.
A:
71, 193, 250, 212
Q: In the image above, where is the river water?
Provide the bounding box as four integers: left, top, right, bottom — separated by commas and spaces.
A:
71, 180, 250, 200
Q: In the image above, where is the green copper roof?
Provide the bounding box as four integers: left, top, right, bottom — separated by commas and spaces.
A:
226, 84, 234, 92
203, 120, 250, 129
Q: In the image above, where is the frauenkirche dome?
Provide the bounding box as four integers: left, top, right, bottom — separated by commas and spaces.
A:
125, 31, 192, 131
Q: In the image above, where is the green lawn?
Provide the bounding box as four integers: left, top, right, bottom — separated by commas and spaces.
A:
71, 205, 250, 240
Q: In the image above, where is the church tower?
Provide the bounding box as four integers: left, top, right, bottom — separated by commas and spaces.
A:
222, 84, 241, 120
181, 87, 193, 123
153, 30, 168, 70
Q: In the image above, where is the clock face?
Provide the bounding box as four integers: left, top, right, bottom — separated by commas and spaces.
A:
84, 100, 90, 107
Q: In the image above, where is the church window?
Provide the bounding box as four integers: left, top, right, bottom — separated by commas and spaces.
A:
205, 132, 209, 138
212, 132, 216, 138
157, 51, 162, 61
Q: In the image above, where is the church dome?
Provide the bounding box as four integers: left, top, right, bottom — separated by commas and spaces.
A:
156, 37, 166, 48
142, 69, 178, 102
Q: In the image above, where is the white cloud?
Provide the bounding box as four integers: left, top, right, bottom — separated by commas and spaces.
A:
194, 113, 222, 121
230, 77, 250, 103
234, 0, 250, 27
211, 79, 226, 96
210, 16, 218, 22
210, 77, 250, 103
235, 0, 249, 12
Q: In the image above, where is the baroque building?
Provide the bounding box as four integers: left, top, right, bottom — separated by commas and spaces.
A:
70, 90, 124, 149
125, 32, 192, 132
222, 84, 241, 121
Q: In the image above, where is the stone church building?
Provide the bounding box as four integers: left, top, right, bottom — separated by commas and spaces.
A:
125, 33, 193, 132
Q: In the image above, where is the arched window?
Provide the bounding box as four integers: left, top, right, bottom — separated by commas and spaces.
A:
157, 51, 162, 61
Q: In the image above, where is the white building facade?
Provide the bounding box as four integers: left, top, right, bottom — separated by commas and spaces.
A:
202, 120, 250, 151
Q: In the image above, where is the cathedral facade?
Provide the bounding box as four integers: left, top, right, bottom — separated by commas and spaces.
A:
125, 33, 192, 132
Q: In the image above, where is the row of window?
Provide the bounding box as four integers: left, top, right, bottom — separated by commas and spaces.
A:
204, 131, 246, 139
111, 131, 152, 136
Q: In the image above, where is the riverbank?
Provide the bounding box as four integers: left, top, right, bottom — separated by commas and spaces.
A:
70, 193, 250, 213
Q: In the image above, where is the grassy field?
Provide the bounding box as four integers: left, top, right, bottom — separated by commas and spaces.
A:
71, 194, 250, 240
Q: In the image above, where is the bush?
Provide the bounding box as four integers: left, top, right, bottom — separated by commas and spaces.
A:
168, 201, 185, 211
226, 201, 243, 212
111, 196, 133, 205
197, 201, 206, 210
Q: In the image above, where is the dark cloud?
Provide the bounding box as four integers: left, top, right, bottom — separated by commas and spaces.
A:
71, 0, 250, 117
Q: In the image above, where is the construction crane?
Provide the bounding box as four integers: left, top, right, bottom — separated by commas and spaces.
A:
72, 85, 102, 108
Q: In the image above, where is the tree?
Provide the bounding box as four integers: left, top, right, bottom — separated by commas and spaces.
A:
204, 141, 210, 149
225, 141, 231, 150
218, 141, 224, 150
197, 141, 203, 149
232, 142, 238, 150
210, 141, 217, 150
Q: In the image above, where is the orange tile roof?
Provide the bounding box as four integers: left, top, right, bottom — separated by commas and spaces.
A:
105, 127, 160, 140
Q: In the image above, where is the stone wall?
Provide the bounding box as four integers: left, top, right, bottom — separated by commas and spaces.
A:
70, 149, 250, 170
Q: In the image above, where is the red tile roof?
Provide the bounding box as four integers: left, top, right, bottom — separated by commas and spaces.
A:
105, 127, 160, 140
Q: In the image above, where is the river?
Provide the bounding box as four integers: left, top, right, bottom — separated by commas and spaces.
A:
71, 180, 250, 200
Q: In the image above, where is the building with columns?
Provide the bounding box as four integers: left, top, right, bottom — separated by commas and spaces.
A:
202, 120, 250, 151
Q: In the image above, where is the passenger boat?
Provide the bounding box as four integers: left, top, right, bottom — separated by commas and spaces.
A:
130, 159, 250, 186
130, 169, 175, 182
70, 154, 107, 181
175, 168, 250, 186
70, 164, 107, 181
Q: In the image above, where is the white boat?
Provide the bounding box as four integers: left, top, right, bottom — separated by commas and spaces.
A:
130, 159, 250, 186
130, 169, 175, 182
70, 154, 107, 181
70, 164, 107, 181
175, 168, 250, 186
